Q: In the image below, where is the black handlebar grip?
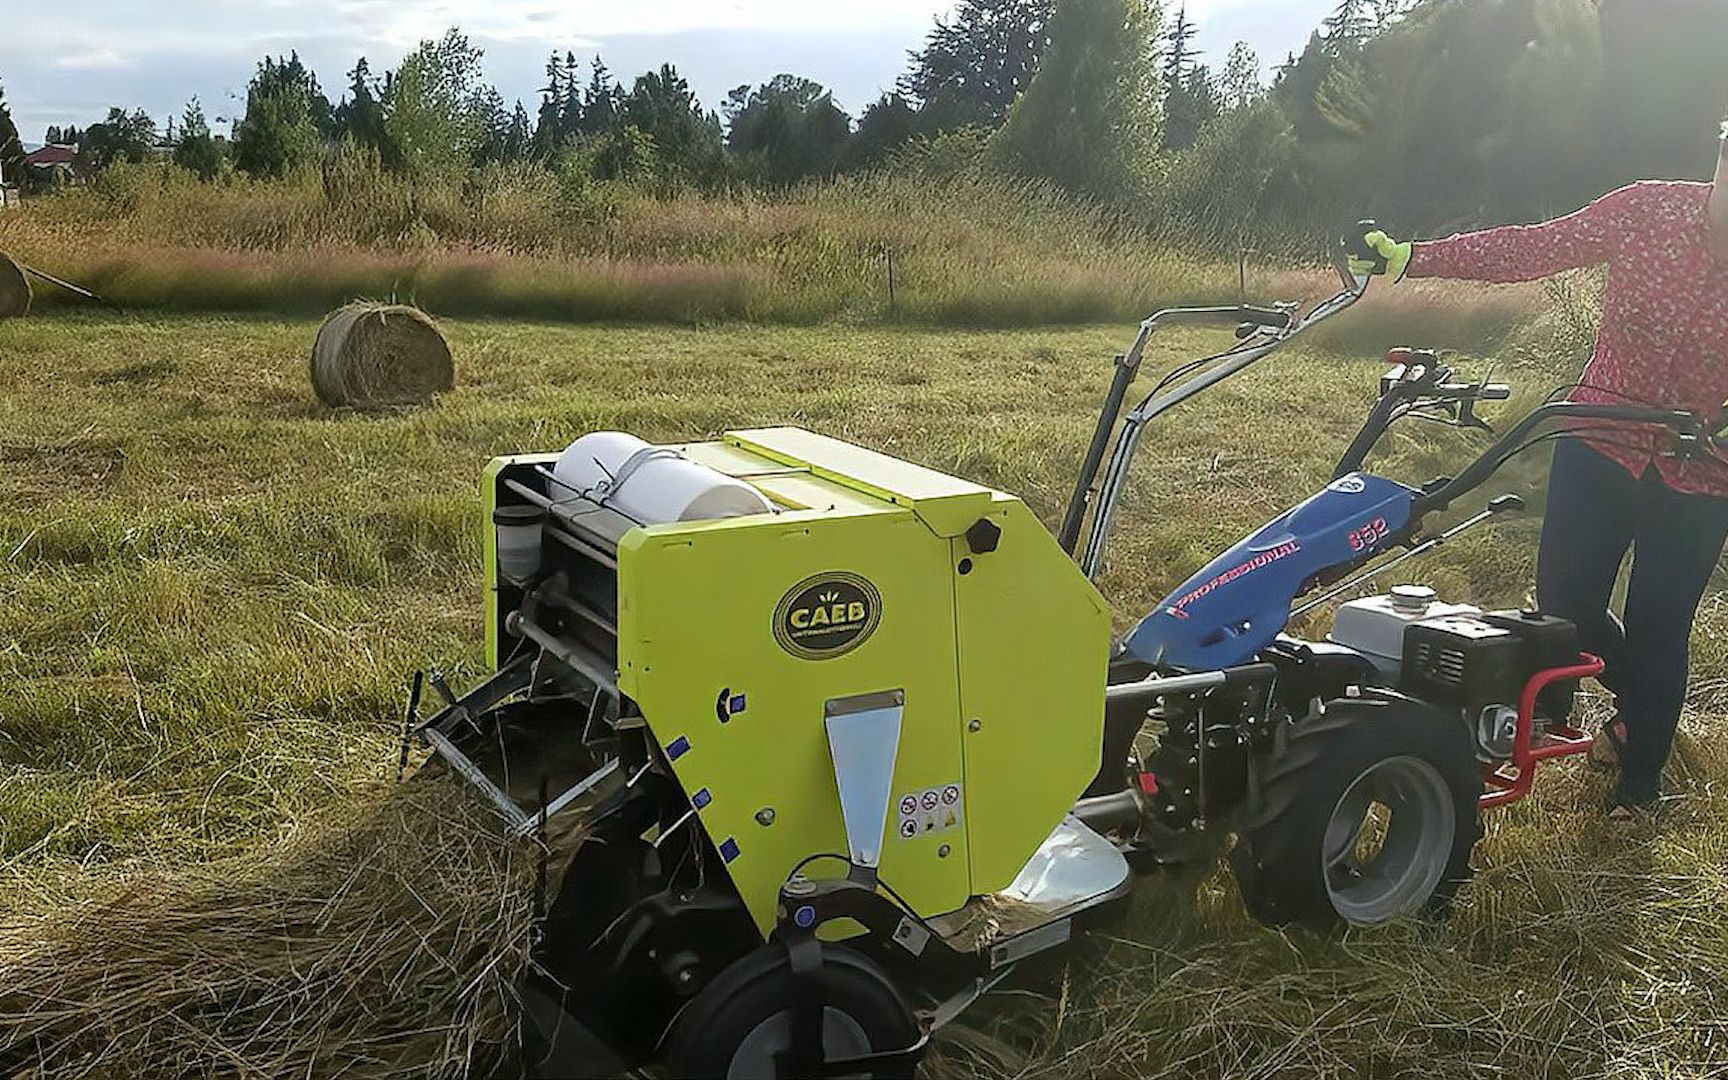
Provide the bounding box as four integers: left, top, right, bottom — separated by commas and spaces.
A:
1236, 305, 1294, 330
1347, 218, 1389, 274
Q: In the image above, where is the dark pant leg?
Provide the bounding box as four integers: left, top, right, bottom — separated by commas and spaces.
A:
1615, 471, 1728, 804
1535, 440, 1638, 695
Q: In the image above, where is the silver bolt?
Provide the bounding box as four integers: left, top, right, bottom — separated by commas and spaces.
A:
968, 718, 982, 733
755, 807, 777, 826
938, 844, 951, 858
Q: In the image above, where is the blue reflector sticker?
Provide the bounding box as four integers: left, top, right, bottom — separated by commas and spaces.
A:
719, 837, 741, 863
667, 736, 692, 761
693, 787, 713, 810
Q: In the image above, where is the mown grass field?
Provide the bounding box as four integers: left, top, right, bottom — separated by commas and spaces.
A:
4, 293, 1728, 1078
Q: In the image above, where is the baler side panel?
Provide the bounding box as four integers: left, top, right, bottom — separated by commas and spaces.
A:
953, 497, 1113, 891
617, 509, 974, 936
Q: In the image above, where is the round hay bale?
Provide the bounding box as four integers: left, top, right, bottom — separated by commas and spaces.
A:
311, 302, 453, 409
0, 253, 31, 320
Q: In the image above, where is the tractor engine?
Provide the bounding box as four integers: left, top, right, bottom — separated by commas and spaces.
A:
1327, 588, 1582, 763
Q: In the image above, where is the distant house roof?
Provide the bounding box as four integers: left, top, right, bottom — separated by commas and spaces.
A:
26, 145, 76, 166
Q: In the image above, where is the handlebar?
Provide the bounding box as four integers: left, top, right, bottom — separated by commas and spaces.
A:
1414, 402, 1707, 518
1066, 234, 1372, 570
1345, 218, 1389, 277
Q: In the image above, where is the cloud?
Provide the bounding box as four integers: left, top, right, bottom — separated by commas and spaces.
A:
55, 47, 132, 71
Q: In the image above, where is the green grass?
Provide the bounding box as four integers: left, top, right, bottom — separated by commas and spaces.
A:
4, 299, 1726, 1078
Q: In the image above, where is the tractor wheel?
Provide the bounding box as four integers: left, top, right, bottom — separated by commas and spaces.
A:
1230, 695, 1481, 932
663, 944, 920, 1080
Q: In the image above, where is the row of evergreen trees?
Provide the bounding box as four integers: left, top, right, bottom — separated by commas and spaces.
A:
4, 0, 1725, 240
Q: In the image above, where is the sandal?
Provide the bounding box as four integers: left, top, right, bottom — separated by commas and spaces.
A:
1589, 720, 1627, 771
1607, 776, 1660, 822
1606, 797, 1659, 823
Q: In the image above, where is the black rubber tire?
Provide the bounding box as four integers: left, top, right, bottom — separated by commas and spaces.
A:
663, 944, 920, 1080
1230, 695, 1482, 932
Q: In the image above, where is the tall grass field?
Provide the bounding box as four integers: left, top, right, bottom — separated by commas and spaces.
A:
4, 261, 1728, 1077
0, 163, 1539, 339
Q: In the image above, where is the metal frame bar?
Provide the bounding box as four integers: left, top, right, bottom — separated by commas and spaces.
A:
1078, 283, 1365, 582
1479, 654, 1604, 809
506, 611, 620, 695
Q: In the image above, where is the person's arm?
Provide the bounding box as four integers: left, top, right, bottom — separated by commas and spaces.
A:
1408, 184, 1647, 284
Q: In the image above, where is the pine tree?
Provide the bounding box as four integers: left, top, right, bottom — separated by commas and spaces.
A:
172, 98, 223, 180
902, 0, 1058, 127
560, 52, 582, 143
579, 57, 619, 137
233, 53, 330, 177
505, 101, 534, 161
336, 58, 387, 152
473, 85, 511, 164
534, 53, 564, 158
1322, 0, 1376, 54
1162, 6, 1200, 85
0, 81, 24, 185
619, 64, 725, 190
1162, 5, 1211, 149
992, 0, 1164, 200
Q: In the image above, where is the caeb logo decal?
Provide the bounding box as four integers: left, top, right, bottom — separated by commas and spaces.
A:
773, 572, 882, 660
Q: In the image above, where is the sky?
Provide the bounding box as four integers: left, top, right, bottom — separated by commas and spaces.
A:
1, 0, 1334, 146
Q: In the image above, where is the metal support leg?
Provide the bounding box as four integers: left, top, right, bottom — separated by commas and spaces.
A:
779, 929, 825, 1078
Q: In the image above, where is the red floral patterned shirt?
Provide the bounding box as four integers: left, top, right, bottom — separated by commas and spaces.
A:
1411, 181, 1728, 497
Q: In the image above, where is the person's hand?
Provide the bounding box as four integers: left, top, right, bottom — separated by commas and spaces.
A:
1349, 228, 1413, 281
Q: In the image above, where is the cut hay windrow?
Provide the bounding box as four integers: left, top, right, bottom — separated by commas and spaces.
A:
311, 302, 454, 409
0, 779, 541, 1080
0, 252, 31, 320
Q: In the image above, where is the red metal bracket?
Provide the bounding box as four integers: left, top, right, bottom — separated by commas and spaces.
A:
1479, 653, 1605, 809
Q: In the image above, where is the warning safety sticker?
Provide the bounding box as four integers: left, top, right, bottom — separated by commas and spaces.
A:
895, 783, 963, 840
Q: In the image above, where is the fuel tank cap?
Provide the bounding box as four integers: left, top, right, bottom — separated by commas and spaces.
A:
1389, 584, 1438, 614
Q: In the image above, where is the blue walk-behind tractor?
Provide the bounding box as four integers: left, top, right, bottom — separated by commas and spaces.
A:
412, 228, 1727, 1077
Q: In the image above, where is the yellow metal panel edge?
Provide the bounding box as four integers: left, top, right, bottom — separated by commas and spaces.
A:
725, 427, 993, 538
676, 440, 807, 479
954, 496, 1112, 892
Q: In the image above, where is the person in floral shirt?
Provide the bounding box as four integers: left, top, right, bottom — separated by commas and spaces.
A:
1359, 115, 1728, 819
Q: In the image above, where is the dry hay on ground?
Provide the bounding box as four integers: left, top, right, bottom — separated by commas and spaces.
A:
0, 253, 31, 319
0, 779, 539, 1080
311, 302, 454, 409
